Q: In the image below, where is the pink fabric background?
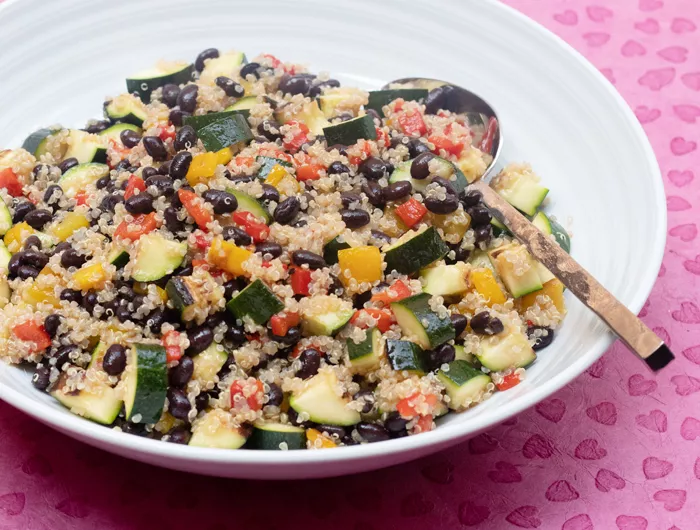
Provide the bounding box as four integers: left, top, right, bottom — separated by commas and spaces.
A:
1, 0, 699, 528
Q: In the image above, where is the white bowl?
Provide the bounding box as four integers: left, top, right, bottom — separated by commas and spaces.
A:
0, 0, 665, 479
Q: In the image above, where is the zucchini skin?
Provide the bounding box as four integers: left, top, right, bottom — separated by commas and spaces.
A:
384, 227, 449, 275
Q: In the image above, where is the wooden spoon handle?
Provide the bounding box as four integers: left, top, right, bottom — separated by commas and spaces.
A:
472, 180, 673, 371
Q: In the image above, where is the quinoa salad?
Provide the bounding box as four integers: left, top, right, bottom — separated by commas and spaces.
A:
0, 48, 571, 450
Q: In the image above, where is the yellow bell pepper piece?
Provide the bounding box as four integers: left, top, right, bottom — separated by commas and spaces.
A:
338, 246, 383, 286
22, 268, 60, 307
216, 147, 233, 166
74, 262, 110, 291
186, 152, 219, 185
208, 237, 252, 277
306, 428, 337, 449
264, 164, 288, 188
469, 268, 507, 307
519, 279, 566, 314
133, 282, 168, 304
50, 211, 90, 241
3, 222, 35, 253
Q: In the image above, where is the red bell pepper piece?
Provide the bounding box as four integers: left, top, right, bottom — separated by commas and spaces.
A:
232, 211, 269, 243
397, 110, 427, 136
282, 121, 310, 152
270, 312, 300, 337
178, 189, 213, 231
12, 321, 52, 352
296, 163, 324, 182
162, 330, 183, 363
496, 372, 521, 391
114, 212, 158, 241
350, 308, 395, 332
395, 198, 427, 228
370, 280, 412, 304
290, 266, 312, 296
230, 379, 265, 411
124, 175, 146, 200
478, 117, 499, 154
0, 168, 23, 197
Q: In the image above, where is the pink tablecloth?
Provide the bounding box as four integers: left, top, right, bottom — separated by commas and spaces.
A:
1, 1, 699, 528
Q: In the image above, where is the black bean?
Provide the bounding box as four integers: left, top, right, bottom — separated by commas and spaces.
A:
273, 196, 300, 225
424, 84, 458, 115
327, 161, 349, 175
51, 242, 71, 257
146, 308, 166, 334
102, 344, 127, 375
95, 175, 111, 190
161, 84, 181, 108
327, 144, 348, 156
169, 108, 190, 127
165, 152, 191, 182
266, 383, 284, 408
461, 189, 482, 208
225, 324, 246, 345
167, 388, 192, 420
7, 253, 22, 278
187, 326, 213, 355
309, 79, 340, 98
431, 176, 457, 196
429, 343, 456, 369
23, 235, 42, 251
166, 427, 190, 445
260, 184, 280, 204
85, 120, 110, 134
195, 48, 219, 72
44, 314, 61, 338
255, 241, 283, 259
317, 424, 346, 439
162, 206, 184, 233
17, 265, 39, 280
32, 365, 51, 391
177, 84, 198, 113
292, 218, 308, 228
328, 275, 344, 297
174, 125, 197, 152
291, 250, 326, 270
470, 311, 504, 336
341, 192, 362, 208
31, 164, 45, 177
202, 189, 237, 214
365, 108, 382, 123
279, 74, 315, 96
82, 292, 99, 315
42, 185, 63, 209
359, 157, 389, 180
22, 249, 49, 270
356, 422, 390, 443
204, 312, 225, 330
528, 326, 555, 351
385, 411, 408, 433
467, 205, 491, 227
115, 159, 134, 173
60, 288, 82, 304
354, 389, 376, 414
474, 224, 492, 244
99, 193, 124, 213
169, 356, 194, 388
124, 193, 154, 215
424, 195, 459, 214
119, 129, 141, 148
58, 157, 79, 174
331, 112, 354, 124
256, 119, 282, 141
287, 407, 313, 429
240, 62, 262, 79
407, 138, 431, 158
410, 152, 434, 180
222, 225, 252, 246
383, 181, 412, 201
270, 326, 301, 346
370, 229, 392, 245
450, 313, 468, 337
195, 392, 210, 412
341, 208, 371, 229
144, 174, 174, 197
175, 266, 193, 277
23, 209, 52, 230
361, 181, 385, 208
142, 136, 168, 161
215, 76, 245, 98
51, 344, 76, 369
353, 289, 372, 310
12, 201, 35, 223
297, 348, 322, 379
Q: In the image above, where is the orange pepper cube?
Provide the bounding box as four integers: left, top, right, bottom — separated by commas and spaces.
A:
338, 246, 383, 286
208, 238, 252, 277
469, 268, 507, 306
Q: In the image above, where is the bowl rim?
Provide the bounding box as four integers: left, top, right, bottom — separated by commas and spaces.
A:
0, 0, 666, 469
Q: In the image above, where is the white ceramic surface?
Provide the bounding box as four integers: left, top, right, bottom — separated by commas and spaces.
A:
0, 0, 665, 479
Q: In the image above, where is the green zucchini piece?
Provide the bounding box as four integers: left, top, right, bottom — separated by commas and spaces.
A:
490, 216, 511, 237
189, 409, 247, 449
166, 276, 197, 316
192, 343, 229, 386
289, 370, 361, 426
323, 236, 351, 265
0, 197, 12, 236
0, 241, 11, 269
301, 295, 354, 336
488, 243, 542, 298
0, 277, 10, 308
366, 89, 429, 115
256, 155, 293, 179
123, 343, 168, 424
59, 163, 110, 199
323, 114, 376, 146
99, 122, 142, 141
532, 212, 570, 254
183, 110, 240, 132
391, 293, 455, 350
492, 170, 549, 216
347, 328, 383, 373
224, 95, 258, 116
227, 189, 270, 224
126, 62, 193, 102
104, 94, 149, 126
386, 339, 427, 375
21, 126, 62, 157
51, 372, 122, 425
226, 279, 283, 325
454, 344, 475, 363
476, 329, 536, 372
388, 156, 467, 195
437, 360, 491, 411
421, 263, 469, 297
107, 246, 130, 269
87, 341, 107, 371
198, 114, 253, 152
131, 232, 187, 282
200, 51, 247, 84
383, 226, 449, 275
64, 129, 107, 164
249, 422, 307, 450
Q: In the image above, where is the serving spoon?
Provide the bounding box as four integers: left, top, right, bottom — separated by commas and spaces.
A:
384, 77, 674, 371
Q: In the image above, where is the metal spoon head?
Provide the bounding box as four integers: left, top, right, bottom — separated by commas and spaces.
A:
383, 77, 502, 178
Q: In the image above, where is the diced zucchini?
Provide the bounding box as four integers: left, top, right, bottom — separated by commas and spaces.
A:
59, 163, 110, 199
347, 328, 383, 373
122, 343, 168, 424
99, 123, 142, 142
104, 94, 149, 126
289, 370, 361, 426
0, 241, 10, 306
248, 422, 307, 450
476, 328, 536, 372
490, 216, 511, 237
192, 343, 229, 386
87, 341, 107, 371
107, 246, 130, 269
199, 51, 247, 85
322, 236, 351, 265
391, 293, 455, 350
437, 360, 491, 411
532, 212, 571, 254
131, 232, 187, 282
491, 167, 549, 216
301, 295, 354, 336
383, 226, 449, 275
468, 250, 495, 272
366, 89, 429, 115
454, 344, 474, 363
226, 279, 284, 325
198, 114, 253, 152
0, 241, 11, 269
256, 155, 293, 179
166, 276, 198, 316
189, 409, 247, 449
276, 99, 331, 136
21, 126, 62, 157
488, 243, 543, 298
0, 197, 12, 236
183, 110, 241, 132
421, 263, 469, 297
227, 189, 270, 223
126, 62, 193, 102
51, 372, 122, 425
224, 95, 258, 116
323, 115, 376, 146
389, 157, 467, 195
64, 130, 107, 164
386, 339, 427, 375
